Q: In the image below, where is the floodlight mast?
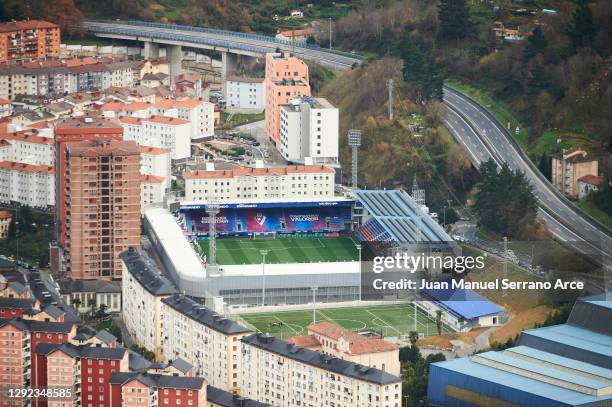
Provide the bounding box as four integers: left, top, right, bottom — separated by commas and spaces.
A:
206, 198, 221, 275
347, 129, 362, 189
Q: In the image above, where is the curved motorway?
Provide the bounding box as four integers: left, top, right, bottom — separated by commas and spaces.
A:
443, 87, 611, 267
84, 20, 361, 70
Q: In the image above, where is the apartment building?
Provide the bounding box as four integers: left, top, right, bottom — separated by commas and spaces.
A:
0, 20, 60, 64
225, 76, 265, 111
120, 115, 191, 160
241, 333, 402, 407
160, 294, 252, 394
109, 372, 207, 407
184, 163, 335, 201
0, 161, 54, 208
279, 97, 339, 164
140, 146, 171, 181
0, 318, 77, 402
141, 174, 166, 211
0, 98, 11, 117
34, 343, 129, 406
0, 128, 54, 166
62, 140, 141, 280
552, 149, 599, 198
120, 247, 178, 361
0, 59, 134, 100
53, 116, 124, 250
264, 52, 311, 145
154, 98, 215, 140
289, 321, 400, 376
0, 210, 11, 239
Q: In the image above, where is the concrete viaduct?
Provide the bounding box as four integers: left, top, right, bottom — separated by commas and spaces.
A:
83, 20, 362, 81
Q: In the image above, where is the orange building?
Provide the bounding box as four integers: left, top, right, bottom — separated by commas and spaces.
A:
0, 20, 60, 64
264, 52, 310, 146
61, 140, 141, 280
552, 149, 599, 198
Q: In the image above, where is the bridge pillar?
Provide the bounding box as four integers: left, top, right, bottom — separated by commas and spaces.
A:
167, 45, 183, 85
143, 41, 159, 59
221, 52, 238, 81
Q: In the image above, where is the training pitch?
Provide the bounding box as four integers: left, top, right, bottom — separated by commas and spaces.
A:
197, 236, 359, 265
240, 303, 445, 339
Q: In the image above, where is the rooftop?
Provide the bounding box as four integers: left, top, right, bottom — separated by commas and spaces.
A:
206, 386, 269, 407
57, 279, 121, 294
242, 333, 402, 385
162, 294, 251, 335
0, 19, 58, 32
65, 140, 140, 156
35, 343, 127, 360
184, 164, 335, 180
0, 161, 53, 174
54, 116, 123, 133
109, 372, 205, 390
119, 247, 177, 296
420, 287, 503, 320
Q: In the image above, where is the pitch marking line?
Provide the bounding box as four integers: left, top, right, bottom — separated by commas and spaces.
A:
366, 310, 401, 336
273, 316, 299, 335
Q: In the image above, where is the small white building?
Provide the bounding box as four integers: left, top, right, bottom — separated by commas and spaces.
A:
0, 98, 11, 117
58, 279, 122, 314
0, 129, 55, 166
140, 174, 166, 211
224, 76, 265, 112
279, 96, 339, 164
0, 161, 54, 208
577, 175, 605, 199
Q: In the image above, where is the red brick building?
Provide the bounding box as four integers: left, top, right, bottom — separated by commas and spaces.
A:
109, 372, 207, 407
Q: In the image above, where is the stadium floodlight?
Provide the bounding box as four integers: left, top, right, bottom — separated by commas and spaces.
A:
205, 198, 221, 276
347, 129, 362, 189
260, 249, 269, 307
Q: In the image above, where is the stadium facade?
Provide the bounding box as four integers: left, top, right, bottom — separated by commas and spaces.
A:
144, 188, 458, 310
427, 294, 612, 407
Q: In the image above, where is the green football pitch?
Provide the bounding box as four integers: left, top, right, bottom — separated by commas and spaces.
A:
197, 236, 359, 265
239, 303, 446, 340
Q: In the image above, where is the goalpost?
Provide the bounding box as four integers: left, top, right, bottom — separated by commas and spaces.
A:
252, 232, 277, 240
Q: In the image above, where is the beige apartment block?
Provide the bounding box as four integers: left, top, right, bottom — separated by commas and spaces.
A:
551, 150, 598, 198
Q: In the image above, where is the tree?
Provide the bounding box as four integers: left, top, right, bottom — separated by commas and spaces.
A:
538, 153, 551, 180
72, 297, 82, 312
437, 0, 472, 41
567, 0, 596, 50
399, 35, 443, 102
88, 299, 96, 318
306, 35, 316, 45
522, 27, 547, 62
474, 159, 539, 238
435, 310, 443, 335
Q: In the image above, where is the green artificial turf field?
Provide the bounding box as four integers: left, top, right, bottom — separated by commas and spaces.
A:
240, 303, 446, 339
197, 236, 359, 265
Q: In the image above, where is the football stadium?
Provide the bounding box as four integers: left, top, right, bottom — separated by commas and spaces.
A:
143, 189, 460, 316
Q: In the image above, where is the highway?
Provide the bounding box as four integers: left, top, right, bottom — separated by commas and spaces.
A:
84, 20, 362, 70
443, 87, 612, 267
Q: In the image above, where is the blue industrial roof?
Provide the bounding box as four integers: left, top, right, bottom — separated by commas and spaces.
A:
352, 189, 454, 244
507, 346, 612, 381
431, 357, 612, 405
475, 351, 611, 392
421, 287, 503, 320
520, 324, 612, 359
579, 294, 612, 309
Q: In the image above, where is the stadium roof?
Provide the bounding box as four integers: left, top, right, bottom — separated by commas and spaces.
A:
421, 287, 503, 320
144, 207, 207, 282
352, 189, 454, 244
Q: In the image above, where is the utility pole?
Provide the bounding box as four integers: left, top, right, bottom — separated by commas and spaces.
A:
329, 18, 332, 49
347, 129, 362, 189
387, 79, 394, 120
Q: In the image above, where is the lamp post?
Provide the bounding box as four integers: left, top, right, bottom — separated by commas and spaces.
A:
260, 249, 269, 307
356, 243, 362, 302
310, 286, 318, 324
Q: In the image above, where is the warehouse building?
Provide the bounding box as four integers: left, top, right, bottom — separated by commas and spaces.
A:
427, 295, 612, 406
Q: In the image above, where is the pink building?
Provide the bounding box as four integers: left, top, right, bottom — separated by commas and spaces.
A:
264, 52, 310, 147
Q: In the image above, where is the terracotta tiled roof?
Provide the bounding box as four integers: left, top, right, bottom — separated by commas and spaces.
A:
307, 321, 399, 355
123, 102, 152, 111
184, 165, 334, 180
1, 130, 53, 145
144, 115, 189, 126
0, 20, 58, 32
139, 146, 168, 155
174, 99, 203, 108
0, 210, 12, 219
0, 98, 10, 105
101, 101, 127, 112
118, 116, 142, 125
0, 161, 53, 174
140, 174, 165, 183
578, 174, 604, 186
287, 334, 321, 348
